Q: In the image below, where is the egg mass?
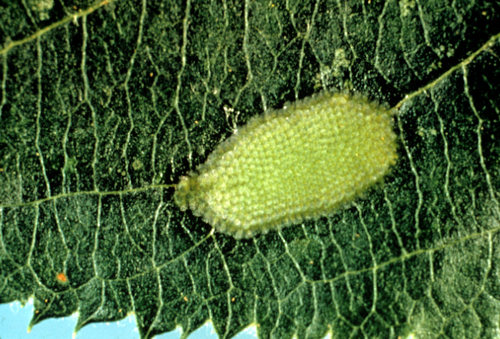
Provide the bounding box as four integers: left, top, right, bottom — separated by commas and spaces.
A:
174, 92, 398, 238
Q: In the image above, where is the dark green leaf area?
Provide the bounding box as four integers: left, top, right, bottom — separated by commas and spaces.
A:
2, 205, 37, 266
30, 287, 78, 325
0, 264, 35, 304
131, 271, 161, 337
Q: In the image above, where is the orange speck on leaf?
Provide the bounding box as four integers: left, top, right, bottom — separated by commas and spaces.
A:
57, 272, 68, 283
183, 296, 188, 302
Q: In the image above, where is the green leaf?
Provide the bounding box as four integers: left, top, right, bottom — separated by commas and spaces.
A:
1, 0, 500, 338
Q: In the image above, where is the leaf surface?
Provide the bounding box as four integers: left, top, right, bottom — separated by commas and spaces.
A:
1, 1, 500, 338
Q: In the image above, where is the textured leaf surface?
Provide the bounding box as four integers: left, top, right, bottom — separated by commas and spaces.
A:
1, 1, 500, 339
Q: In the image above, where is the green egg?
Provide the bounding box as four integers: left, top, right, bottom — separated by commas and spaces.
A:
174, 92, 398, 238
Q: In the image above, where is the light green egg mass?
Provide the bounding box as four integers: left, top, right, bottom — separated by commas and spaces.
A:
174, 92, 398, 239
